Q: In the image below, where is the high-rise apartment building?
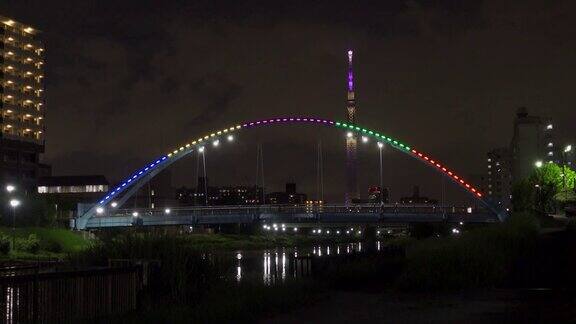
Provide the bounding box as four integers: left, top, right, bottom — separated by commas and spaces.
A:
0, 15, 49, 189
511, 107, 557, 182
486, 147, 512, 209
483, 107, 560, 210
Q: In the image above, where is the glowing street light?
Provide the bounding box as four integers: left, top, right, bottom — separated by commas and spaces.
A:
96, 207, 104, 214
164, 208, 171, 214
198, 146, 205, 153
132, 211, 139, 217
361, 136, 368, 143
565, 145, 572, 153
227, 135, 234, 142
377, 142, 384, 149
535, 160, 543, 168
111, 202, 118, 208
346, 132, 353, 138
212, 140, 219, 147
5, 184, 15, 193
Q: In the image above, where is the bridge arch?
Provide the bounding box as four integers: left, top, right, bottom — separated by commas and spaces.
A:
75, 116, 504, 229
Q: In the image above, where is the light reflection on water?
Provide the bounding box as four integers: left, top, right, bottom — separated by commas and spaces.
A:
231, 241, 384, 285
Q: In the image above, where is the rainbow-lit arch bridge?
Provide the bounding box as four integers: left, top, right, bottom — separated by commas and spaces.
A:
73, 116, 506, 230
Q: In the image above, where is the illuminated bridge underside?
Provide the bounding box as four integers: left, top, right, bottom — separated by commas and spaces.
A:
75, 116, 505, 230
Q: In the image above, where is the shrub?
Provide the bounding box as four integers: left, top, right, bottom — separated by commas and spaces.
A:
42, 240, 63, 253
0, 234, 10, 255
15, 234, 40, 254
396, 212, 539, 290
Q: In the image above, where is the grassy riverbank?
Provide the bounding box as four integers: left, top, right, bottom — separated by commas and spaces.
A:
0, 227, 91, 260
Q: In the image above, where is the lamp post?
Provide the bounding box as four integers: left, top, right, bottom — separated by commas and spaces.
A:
377, 142, 384, 204
199, 146, 208, 206
9, 199, 20, 250
562, 145, 572, 200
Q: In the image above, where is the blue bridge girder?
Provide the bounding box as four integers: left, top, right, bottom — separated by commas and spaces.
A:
81, 204, 499, 229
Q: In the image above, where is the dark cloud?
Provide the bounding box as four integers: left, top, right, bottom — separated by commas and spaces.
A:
1, 0, 575, 202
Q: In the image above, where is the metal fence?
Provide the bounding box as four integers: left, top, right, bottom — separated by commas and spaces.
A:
0, 265, 142, 323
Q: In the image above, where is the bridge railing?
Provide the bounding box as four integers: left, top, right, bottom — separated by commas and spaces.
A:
95, 204, 482, 218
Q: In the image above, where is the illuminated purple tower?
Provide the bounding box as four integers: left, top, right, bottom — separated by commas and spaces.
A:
345, 50, 359, 204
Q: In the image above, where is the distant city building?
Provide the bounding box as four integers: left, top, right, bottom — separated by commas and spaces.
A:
266, 183, 307, 205
485, 147, 513, 209
0, 15, 49, 190
37, 175, 109, 221
400, 186, 437, 205
367, 186, 389, 204
511, 107, 558, 182
481, 107, 564, 210
38, 175, 109, 195
130, 169, 176, 209
177, 177, 263, 206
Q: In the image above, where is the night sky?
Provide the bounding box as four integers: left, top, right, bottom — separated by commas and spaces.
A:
1, 1, 575, 203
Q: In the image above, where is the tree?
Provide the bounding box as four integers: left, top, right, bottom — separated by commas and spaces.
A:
520, 162, 576, 213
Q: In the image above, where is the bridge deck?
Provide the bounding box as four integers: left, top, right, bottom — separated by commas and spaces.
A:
82, 205, 498, 229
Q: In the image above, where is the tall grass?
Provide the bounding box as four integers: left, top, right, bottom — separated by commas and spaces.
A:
396, 212, 540, 290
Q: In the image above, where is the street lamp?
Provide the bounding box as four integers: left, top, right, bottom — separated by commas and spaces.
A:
199, 147, 208, 205
377, 142, 384, 205
561, 145, 572, 200
9, 199, 20, 250
535, 160, 543, 168
5, 185, 15, 193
